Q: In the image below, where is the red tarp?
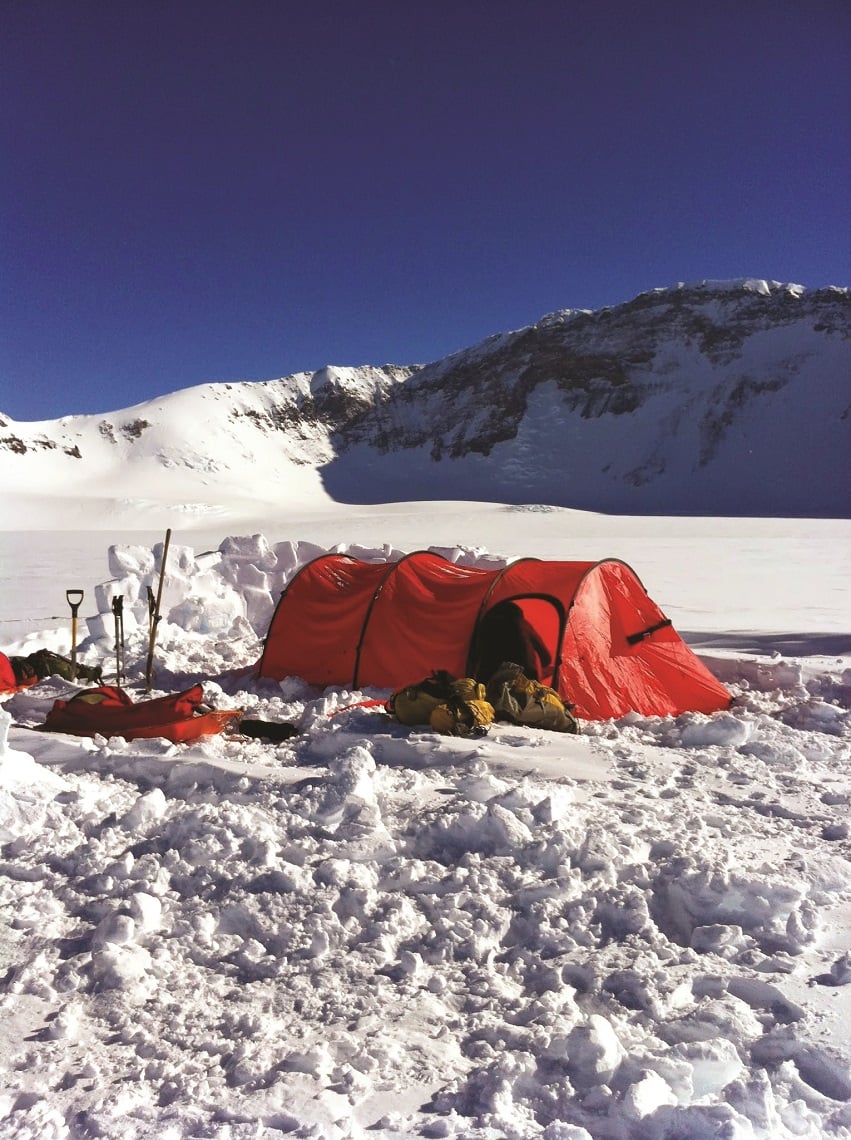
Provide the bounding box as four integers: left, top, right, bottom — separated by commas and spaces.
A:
258, 553, 730, 721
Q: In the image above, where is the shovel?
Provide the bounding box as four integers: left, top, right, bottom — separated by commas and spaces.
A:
66, 589, 84, 681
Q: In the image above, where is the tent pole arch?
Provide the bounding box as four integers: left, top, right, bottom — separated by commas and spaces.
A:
464, 558, 542, 675
352, 550, 456, 688
257, 552, 362, 678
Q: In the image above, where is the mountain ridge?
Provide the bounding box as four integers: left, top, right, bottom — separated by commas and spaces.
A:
2, 279, 849, 521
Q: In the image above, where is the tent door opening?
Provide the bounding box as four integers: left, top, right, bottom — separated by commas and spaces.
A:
468, 596, 563, 688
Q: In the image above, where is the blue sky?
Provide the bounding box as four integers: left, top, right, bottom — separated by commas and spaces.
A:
2, 0, 849, 421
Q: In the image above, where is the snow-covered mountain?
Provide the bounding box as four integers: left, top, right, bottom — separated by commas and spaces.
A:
2, 279, 849, 524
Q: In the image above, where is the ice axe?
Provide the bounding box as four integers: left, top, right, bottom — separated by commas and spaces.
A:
66, 589, 84, 680
146, 586, 156, 639
144, 528, 172, 693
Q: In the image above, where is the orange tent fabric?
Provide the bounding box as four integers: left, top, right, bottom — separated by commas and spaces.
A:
258, 553, 730, 721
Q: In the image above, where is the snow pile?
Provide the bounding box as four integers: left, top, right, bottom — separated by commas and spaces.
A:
1, 532, 850, 1139
0, 705, 69, 843
89, 533, 287, 643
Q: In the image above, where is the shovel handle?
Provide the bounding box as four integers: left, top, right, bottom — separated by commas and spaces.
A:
66, 588, 84, 615
66, 588, 84, 680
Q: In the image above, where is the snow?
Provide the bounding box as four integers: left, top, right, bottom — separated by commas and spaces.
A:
659, 279, 813, 299
1, 484, 850, 1137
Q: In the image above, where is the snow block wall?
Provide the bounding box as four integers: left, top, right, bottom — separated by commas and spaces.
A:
87, 534, 509, 646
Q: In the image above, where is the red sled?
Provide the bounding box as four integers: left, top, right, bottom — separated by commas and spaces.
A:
44, 684, 242, 743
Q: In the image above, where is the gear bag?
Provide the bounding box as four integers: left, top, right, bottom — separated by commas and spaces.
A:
486, 662, 579, 733
388, 670, 457, 726
388, 671, 495, 737
9, 649, 102, 685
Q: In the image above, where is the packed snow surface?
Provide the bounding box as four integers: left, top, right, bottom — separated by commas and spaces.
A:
1, 509, 850, 1139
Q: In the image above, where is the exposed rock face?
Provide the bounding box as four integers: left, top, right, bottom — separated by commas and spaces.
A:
316, 280, 850, 515
331, 281, 848, 463
2, 280, 849, 517
227, 365, 416, 465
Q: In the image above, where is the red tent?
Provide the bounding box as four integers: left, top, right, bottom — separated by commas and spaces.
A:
258, 552, 729, 721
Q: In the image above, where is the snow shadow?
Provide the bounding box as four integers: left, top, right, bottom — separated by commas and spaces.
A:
682, 631, 851, 657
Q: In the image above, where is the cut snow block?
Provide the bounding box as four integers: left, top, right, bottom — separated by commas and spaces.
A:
194, 550, 223, 573
66, 611, 100, 642
233, 564, 269, 591
190, 571, 230, 600
168, 593, 244, 635
108, 544, 155, 579
94, 578, 140, 612
294, 540, 327, 565
219, 534, 277, 570
218, 557, 258, 589
266, 568, 286, 597
94, 579, 119, 613
166, 598, 205, 634
242, 585, 274, 635
272, 541, 301, 578
87, 613, 113, 642
347, 542, 400, 564
429, 545, 467, 564
139, 571, 189, 615
156, 543, 196, 575
129, 600, 150, 628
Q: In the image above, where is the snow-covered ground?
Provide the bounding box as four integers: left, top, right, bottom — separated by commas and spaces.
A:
1, 501, 850, 1139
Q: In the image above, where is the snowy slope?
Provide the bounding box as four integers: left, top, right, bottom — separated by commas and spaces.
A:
0, 365, 413, 530
325, 281, 851, 517
2, 279, 849, 525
